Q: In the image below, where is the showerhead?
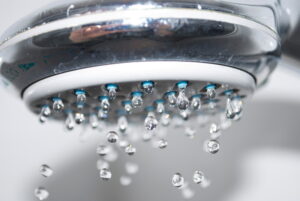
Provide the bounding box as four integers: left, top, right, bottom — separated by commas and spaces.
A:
0, 0, 284, 130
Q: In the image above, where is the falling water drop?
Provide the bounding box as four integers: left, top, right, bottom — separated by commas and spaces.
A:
98, 108, 108, 119
179, 110, 189, 120
158, 139, 168, 149
118, 116, 128, 132
172, 173, 184, 188
209, 123, 220, 134
176, 81, 189, 110
155, 100, 165, 114
209, 123, 222, 139
39, 115, 47, 123
40, 164, 53, 178
99, 96, 110, 113
131, 91, 143, 108
193, 170, 204, 184
177, 90, 189, 110
65, 111, 75, 130
144, 111, 158, 131
75, 112, 85, 124
107, 131, 119, 143
205, 140, 220, 154
122, 100, 133, 114
205, 84, 217, 99
191, 95, 202, 110
120, 176, 132, 186
106, 84, 118, 100
226, 96, 243, 120
125, 162, 139, 175
161, 113, 171, 126
89, 114, 98, 129
52, 97, 64, 112
125, 144, 136, 156
165, 91, 177, 107
141, 81, 154, 94
100, 168, 112, 181
34, 187, 49, 200
40, 105, 51, 117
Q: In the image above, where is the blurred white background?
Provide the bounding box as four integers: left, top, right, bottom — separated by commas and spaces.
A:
1, 0, 300, 201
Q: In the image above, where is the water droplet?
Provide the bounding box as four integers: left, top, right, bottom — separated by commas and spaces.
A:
75, 90, 86, 105
179, 110, 189, 120
226, 97, 243, 120
172, 173, 184, 188
193, 170, 204, 184
65, 112, 75, 130
125, 144, 136, 155
100, 97, 110, 113
209, 123, 222, 139
108, 88, 117, 100
100, 168, 112, 180
124, 103, 133, 114
177, 90, 189, 110
131, 92, 143, 108
156, 101, 165, 114
96, 145, 109, 156
75, 113, 85, 124
40, 164, 53, 178
106, 84, 118, 100
39, 115, 47, 123
144, 112, 158, 131
107, 131, 119, 143
166, 91, 177, 107
209, 123, 220, 134
206, 87, 216, 99
34, 187, 49, 200
120, 176, 132, 186
191, 96, 201, 110
205, 140, 220, 154
98, 108, 108, 119
161, 113, 171, 126
118, 116, 128, 132
141, 81, 154, 94
158, 139, 168, 149
52, 98, 64, 112
41, 105, 51, 117
125, 162, 139, 175
185, 127, 196, 139
89, 114, 98, 129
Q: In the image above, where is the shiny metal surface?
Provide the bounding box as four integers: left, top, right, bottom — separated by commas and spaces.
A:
0, 0, 284, 96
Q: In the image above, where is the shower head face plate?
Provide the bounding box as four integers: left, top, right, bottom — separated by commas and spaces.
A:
23, 61, 254, 127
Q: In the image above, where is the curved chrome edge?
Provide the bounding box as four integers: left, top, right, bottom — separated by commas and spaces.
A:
0, 7, 279, 50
